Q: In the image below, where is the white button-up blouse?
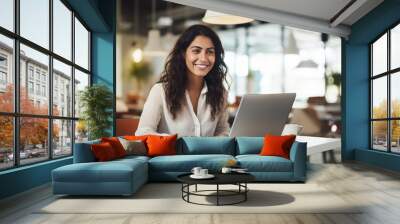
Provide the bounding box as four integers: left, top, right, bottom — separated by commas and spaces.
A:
135, 83, 230, 137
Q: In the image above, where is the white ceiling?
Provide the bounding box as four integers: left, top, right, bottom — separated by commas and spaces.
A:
226, 0, 352, 22
167, 0, 384, 38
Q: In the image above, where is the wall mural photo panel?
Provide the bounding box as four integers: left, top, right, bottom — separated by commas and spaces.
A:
116, 0, 342, 140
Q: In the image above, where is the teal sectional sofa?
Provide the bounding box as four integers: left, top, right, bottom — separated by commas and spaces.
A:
52, 137, 307, 196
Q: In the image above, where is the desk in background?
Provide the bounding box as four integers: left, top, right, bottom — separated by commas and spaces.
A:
296, 135, 341, 163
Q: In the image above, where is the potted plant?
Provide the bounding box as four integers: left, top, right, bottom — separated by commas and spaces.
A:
79, 84, 113, 140
325, 71, 341, 103
129, 60, 152, 95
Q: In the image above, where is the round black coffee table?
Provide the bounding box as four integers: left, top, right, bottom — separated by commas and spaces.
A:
177, 173, 255, 206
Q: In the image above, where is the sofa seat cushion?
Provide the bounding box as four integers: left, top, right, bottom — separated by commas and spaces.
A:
117, 155, 150, 163
236, 155, 293, 172
53, 159, 147, 183
149, 154, 235, 172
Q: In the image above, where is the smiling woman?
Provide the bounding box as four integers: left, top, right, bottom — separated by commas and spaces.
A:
135, 24, 230, 137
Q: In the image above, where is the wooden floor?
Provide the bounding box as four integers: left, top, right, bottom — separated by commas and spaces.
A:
1, 150, 400, 224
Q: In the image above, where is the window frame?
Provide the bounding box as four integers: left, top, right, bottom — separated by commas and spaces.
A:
370, 20, 400, 154
0, 0, 92, 171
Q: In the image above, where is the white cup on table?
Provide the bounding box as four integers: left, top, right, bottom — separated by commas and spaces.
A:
199, 169, 208, 176
191, 167, 202, 176
221, 167, 232, 174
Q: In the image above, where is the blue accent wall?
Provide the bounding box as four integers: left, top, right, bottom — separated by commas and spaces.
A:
343, 0, 400, 171
66, 0, 110, 32
342, 44, 369, 160
0, 158, 72, 199
91, 0, 116, 136
0, 0, 116, 200
355, 149, 400, 172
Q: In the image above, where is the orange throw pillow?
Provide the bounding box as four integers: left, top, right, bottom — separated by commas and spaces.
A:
91, 142, 117, 161
146, 134, 177, 157
259, 134, 296, 159
101, 137, 126, 158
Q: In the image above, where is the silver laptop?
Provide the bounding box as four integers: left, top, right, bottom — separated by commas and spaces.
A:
229, 93, 296, 137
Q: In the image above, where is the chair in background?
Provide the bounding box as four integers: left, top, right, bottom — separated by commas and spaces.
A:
116, 117, 140, 136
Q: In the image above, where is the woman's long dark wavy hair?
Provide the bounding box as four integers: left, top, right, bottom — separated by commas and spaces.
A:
159, 24, 229, 120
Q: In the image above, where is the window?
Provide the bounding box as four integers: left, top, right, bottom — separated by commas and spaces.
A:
36, 83, 40, 95
54, 90, 58, 105
28, 81, 34, 94
28, 67, 34, 80
0, 71, 6, 85
370, 23, 400, 154
75, 18, 89, 70
42, 85, 46, 97
53, 59, 72, 116
0, 54, 8, 89
0, 0, 14, 32
20, 0, 49, 49
218, 24, 341, 105
74, 69, 89, 119
20, 117, 48, 165
0, 54, 7, 67
53, 0, 72, 60
35, 70, 41, 81
41, 73, 46, 83
53, 119, 72, 158
0, 0, 91, 170
0, 34, 13, 113
0, 116, 13, 170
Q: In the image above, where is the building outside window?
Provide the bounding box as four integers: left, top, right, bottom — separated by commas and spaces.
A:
0, 0, 91, 170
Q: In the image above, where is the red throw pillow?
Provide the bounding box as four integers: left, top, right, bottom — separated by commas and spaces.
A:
91, 142, 117, 161
259, 134, 296, 159
146, 134, 177, 157
101, 137, 126, 158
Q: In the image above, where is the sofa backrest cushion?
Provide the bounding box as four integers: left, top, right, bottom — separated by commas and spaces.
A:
73, 139, 100, 163
178, 137, 235, 155
236, 137, 264, 155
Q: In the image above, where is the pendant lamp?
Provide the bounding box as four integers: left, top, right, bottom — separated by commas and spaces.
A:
144, 0, 165, 56
202, 10, 254, 25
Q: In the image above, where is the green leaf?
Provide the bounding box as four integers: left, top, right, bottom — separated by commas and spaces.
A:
79, 84, 113, 140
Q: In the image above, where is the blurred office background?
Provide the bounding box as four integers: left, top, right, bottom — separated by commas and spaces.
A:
115, 0, 341, 139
